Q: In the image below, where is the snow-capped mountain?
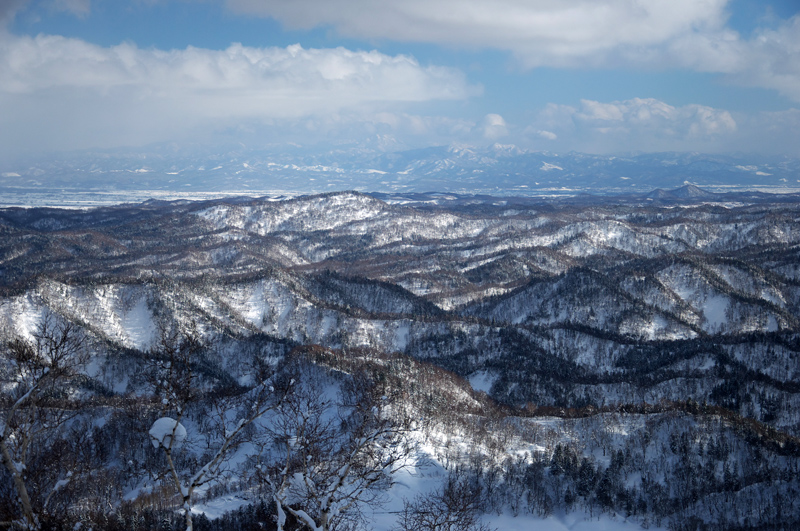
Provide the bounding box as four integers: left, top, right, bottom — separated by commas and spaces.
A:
2, 144, 799, 200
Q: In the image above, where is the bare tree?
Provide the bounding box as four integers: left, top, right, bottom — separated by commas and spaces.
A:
395, 473, 495, 531
259, 362, 413, 531
147, 328, 289, 531
0, 317, 88, 530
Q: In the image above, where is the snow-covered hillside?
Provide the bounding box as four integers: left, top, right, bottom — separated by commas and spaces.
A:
2, 190, 800, 529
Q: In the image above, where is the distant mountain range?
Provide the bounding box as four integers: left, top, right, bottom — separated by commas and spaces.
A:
2, 143, 798, 197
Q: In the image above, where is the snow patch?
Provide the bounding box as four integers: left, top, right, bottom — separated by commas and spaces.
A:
469, 370, 497, 394
191, 495, 250, 520
121, 297, 156, 350
702, 294, 729, 329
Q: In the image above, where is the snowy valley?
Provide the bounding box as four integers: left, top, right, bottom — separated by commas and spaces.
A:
1, 189, 799, 530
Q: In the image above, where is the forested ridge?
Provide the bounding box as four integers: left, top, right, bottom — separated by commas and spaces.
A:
2, 190, 800, 530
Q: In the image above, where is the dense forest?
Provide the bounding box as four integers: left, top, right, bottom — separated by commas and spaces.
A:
2, 190, 800, 530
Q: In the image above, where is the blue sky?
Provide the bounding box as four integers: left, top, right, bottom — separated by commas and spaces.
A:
1, 0, 799, 160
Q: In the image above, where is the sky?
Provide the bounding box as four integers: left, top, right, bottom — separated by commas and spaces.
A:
1, 0, 800, 161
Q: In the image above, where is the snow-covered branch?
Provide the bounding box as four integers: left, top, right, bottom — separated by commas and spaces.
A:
147, 331, 292, 531
0, 317, 87, 530
265, 362, 413, 531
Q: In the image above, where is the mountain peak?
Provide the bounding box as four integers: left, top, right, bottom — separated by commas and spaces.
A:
672, 183, 714, 198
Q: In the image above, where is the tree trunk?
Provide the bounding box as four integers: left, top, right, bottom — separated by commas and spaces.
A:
1, 438, 38, 530
184, 499, 193, 531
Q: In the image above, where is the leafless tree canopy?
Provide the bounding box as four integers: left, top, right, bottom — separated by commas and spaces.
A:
0, 317, 88, 530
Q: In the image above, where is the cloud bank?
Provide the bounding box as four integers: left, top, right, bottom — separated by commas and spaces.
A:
228, 0, 800, 102
525, 97, 738, 153
0, 32, 475, 156
1, 1, 798, 159
228, 0, 727, 67
520, 97, 800, 156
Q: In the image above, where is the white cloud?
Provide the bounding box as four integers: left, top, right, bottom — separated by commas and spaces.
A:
0, 33, 475, 157
481, 113, 508, 140
525, 97, 739, 153
0, 36, 472, 106
226, 0, 800, 102
727, 17, 800, 102
573, 98, 737, 136
228, 0, 728, 68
